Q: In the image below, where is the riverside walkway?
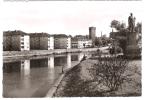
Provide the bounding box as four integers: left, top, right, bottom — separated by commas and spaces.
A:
3, 47, 109, 59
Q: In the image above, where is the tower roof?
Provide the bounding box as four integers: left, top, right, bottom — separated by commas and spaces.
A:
89, 27, 96, 29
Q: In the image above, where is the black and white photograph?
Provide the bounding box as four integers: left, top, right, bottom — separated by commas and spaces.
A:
1, 0, 143, 98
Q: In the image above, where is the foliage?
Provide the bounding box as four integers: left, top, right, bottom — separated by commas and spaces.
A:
111, 20, 126, 31
95, 37, 102, 46
89, 57, 128, 91
109, 46, 122, 55
95, 37, 112, 47
109, 47, 115, 55
135, 22, 142, 33
110, 20, 129, 54
116, 47, 122, 53
119, 28, 128, 36
101, 36, 112, 46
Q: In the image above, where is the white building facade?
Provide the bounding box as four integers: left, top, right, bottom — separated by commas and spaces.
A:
78, 39, 92, 48
48, 36, 54, 50
20, 35, 30, 51
67, 37, 71, 49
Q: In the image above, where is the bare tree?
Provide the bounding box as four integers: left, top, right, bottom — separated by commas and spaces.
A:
89, 57, 128, 91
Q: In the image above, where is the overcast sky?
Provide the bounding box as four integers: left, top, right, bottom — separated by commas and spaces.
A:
1, 1, 143, 37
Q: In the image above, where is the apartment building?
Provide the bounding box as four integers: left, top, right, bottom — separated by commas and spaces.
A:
29, 33, 54, 50
71, 35, 92, 48
53, 34, 71, 49
3, 30, 30, 51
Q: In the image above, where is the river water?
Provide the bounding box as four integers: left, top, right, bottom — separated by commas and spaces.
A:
3, 52, 92, 98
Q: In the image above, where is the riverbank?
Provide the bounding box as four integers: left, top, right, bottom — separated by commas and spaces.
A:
3, 47, 108, 60
53, 57, 141, 97
45, 61, 80, 97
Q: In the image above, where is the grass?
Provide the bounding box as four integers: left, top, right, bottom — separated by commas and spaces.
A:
54, 57, 141, 97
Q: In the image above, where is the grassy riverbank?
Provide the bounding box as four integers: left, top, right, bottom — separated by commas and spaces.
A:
54, 57, 141, 97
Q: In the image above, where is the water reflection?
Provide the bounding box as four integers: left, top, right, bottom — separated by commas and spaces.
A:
30, 58, 48, 68
78, 52, 85, 61
48, 68, 55, 82
71, 54, 78, 61
3, 52, 90, 97
3, 62, 21, 73
48, 55, 54, 68
20, 60, 31, 90
21, 60, 30, 76
54, 55, 67, 66
67, 53, 71, 68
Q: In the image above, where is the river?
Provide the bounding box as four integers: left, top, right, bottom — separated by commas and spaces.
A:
3, 52, 92, 97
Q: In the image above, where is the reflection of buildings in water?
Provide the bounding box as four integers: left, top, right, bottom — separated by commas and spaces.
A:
21, 60, 30, 76
67, 53, 71, 68
54, 56, 67, 66
53, 53, 72, 69
20, 60, 31, 89
48, 69, 55, 83
48, 55, 54, 68
30, 58, 48, 68
71, 55, 78, 61
3, 62, 21, 73
78, 53, 84, 61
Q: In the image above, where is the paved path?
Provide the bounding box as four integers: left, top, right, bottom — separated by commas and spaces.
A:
3, 47, 109, 59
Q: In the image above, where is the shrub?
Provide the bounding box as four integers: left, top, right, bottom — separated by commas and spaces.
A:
109, 47, 115, 54
109, 46, 122, 55
89, 57, 128, 91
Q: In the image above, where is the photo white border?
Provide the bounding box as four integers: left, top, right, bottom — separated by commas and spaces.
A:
0, 0, 144, 99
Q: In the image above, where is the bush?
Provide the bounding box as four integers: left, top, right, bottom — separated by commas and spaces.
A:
89, 57, 128, 91
109, 47, 115, 54
109, 46, 122, 55
116, 46, 122, 53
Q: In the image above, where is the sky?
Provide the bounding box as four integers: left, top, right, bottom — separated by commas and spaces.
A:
1, 1, 143, 37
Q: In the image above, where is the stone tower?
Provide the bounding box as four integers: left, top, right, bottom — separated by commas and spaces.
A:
89, 27, 96, 47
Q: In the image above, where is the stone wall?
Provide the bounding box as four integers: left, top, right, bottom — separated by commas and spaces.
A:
125, 32, 140, 58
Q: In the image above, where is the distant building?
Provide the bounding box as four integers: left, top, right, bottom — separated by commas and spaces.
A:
71, 35, 92, 48
48, 36, 54, 50
71, 38, 78, 48
3, 30, 30, 51
78, 39, 92, 48
53, 34, 71, 49
67, 36, 71, 49
29, 33, 54, 50
89, 27, 96, 46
